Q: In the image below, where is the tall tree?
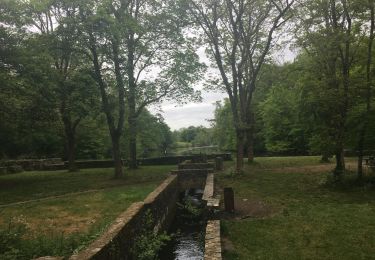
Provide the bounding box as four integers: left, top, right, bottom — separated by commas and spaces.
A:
357, 0, 375, 179
77, 0, 127, 178
296, 0, 362, 177
121, 0, 204, 168
77, 0, 203, 176
186, 0, 294, 172
2, 0, 98, 170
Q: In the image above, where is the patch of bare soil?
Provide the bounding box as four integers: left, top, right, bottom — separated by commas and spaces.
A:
16, 208, 101, 237
218, 197, 280, 221
268, 164, 335, 174
267, 162, 357, 174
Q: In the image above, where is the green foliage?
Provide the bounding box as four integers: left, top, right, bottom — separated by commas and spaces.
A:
0, 220, 27, 260
174, 126, 215, 147
259, 78, 308, 154
131, 210, 171, 260
212, 100, 236, 151
135, 112, 174, 158
177, 200, 204, 220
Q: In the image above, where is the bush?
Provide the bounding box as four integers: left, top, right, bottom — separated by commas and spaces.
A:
0, 220, 27, 259
131, 210, 171, 260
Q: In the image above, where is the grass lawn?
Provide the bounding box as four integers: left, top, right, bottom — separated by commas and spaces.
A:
218, 156, 375, 260
0, 165, 174, 259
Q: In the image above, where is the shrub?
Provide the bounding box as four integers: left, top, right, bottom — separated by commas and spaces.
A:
131, 210, 171, 260
0, 220, 27, 259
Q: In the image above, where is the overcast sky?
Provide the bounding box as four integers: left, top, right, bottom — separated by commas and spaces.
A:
152, 45, 297, 131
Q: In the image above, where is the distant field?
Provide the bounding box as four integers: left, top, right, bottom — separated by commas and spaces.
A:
0, 165, 174, 259
219, 156, 375, 260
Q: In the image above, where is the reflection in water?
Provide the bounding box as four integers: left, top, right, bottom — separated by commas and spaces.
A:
168, 226, 204, 260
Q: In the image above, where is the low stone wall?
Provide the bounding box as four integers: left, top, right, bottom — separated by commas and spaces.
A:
0, 154, 232, 173
178, 162, 214, 170
173, 169, 210, 191
69, 175, 178, 260
140, 153, 232, 166
0, 158, 63, 172
204, 220, 222, 260
39, 160, 223, 260
202, 173, 214, 201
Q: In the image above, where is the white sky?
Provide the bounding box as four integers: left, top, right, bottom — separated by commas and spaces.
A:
152, 45, 297, 131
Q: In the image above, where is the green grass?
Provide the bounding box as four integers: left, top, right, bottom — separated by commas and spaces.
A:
219, 156, 375, 260
249, 155, 323, 167
0, 166, 174, 205
0, 165, 174, 259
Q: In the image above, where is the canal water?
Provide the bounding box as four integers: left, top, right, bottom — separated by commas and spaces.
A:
158, 188, 206, 260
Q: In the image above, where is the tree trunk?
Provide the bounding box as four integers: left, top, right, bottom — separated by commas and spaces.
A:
357, 138, 364, 180
66, 132, 77, 172
89, 34, 125, 179
126, 30, 138, 170
246, 128, 254, 163
61, 102, 80, 172
334, 147, 345, 177
128, 115, 138, 169
112, 134, 123, 179
236, 129, 245, 173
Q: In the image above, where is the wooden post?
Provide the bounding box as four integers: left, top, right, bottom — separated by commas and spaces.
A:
224, 187, 234, 213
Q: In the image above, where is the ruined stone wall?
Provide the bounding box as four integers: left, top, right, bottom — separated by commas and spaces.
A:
67, 163, 223, 260
175, 169, 209, 191
69, 175, 178, 260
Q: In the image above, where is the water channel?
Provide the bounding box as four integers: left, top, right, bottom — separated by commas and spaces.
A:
158, 188, 206, 260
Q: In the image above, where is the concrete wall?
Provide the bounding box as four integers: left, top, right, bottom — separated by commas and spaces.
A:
69, 175, 178, 260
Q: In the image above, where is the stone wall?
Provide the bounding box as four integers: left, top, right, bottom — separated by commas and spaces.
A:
0, 153, 232, 173
174, 169, 210, 191
69, 175, 178, 260
178, 162, 214, 170
0, 154, 232, 173
0, 158, 63, 172
42, 161, 223, 260
204, 220, 222, 260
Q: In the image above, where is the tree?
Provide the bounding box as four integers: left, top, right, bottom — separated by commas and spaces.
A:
0, 2, 64, 159
186, 0, 294, 172
295, 0, 363, 177
76, 0, 204, 176
1, 0, 99, 171
130, 110, 174, 158
120, 0, 204, 168
76, 0, 134, 178
357, 0, 375, 179
179, 126, 199, 143
260, 82, 308, 155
